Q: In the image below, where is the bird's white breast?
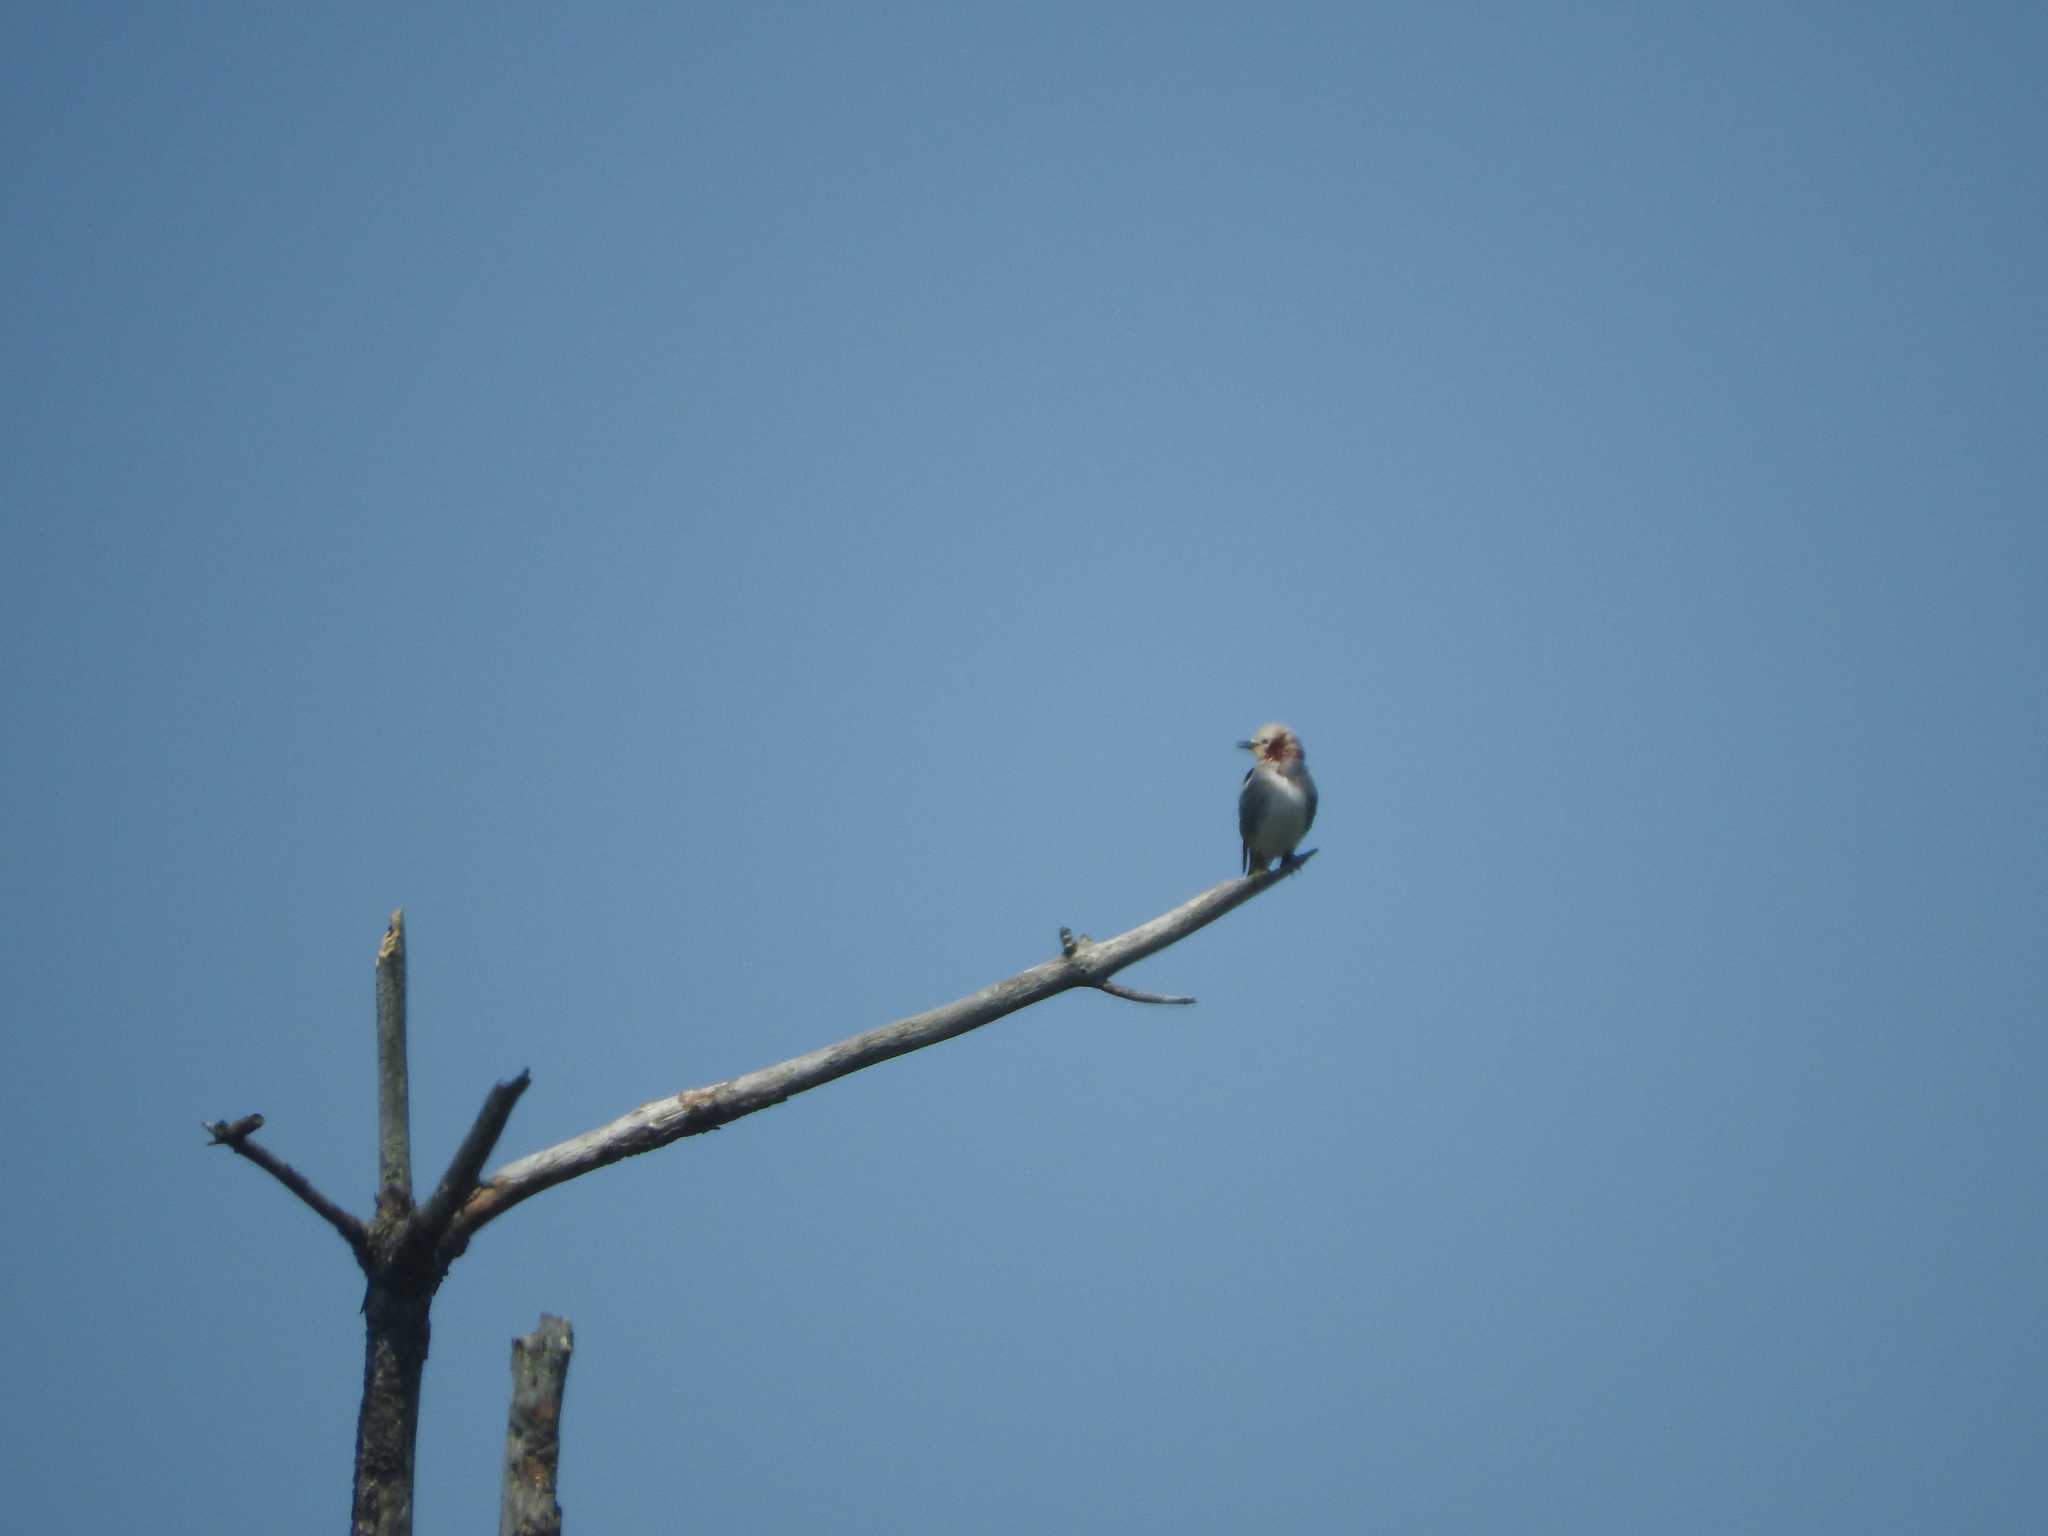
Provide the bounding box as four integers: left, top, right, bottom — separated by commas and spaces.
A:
1246, 767, 1311, 854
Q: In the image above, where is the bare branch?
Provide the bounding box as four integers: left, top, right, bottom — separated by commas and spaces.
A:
447, 858, 1315, 1250
376, 910, 412, 1216
206, 1117, 370, 1261
408, 1073, 531, 1259
500, 1314, 574, 1536
1058, 927, 1196, 1003
1092, 979, 1197, 1005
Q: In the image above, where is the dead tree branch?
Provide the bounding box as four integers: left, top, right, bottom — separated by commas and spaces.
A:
206, 1115, 370, 1261
444, 855, 1315, 1256
401, 1073, 531, 1268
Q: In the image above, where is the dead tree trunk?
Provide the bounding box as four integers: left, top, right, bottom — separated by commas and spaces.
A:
501, 1315, 575, 1536
206, 856, 1315, 1528
353, 1270, 432, 1535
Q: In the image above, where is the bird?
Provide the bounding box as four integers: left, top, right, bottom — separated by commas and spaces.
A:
1237, 723, 1318, 874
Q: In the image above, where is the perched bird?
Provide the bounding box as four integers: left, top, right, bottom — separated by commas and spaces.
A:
1237, 723, 1318, 874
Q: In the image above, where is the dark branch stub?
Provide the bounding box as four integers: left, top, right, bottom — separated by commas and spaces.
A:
403, 1073, 532, 1270
206, 1116, 370, 1260
205, 1113, 266, 1143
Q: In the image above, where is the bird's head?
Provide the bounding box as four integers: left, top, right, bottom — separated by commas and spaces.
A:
1237, 723, 1304, 765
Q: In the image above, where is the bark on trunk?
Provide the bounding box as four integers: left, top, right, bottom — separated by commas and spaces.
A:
500, 1314, 574, 1536
352, 1272, 434, 1536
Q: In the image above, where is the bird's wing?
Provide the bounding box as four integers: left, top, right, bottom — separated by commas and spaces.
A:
1300, 770, 1318, 836
1238, 767, 1266, 875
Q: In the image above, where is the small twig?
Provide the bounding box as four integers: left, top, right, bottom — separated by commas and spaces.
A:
206, 1117, 370, 1261
412, 1072, 532, 1260
375, 910, 412, 1216
1091, 979, 1196, 1005
1059, 927, 1195, 1004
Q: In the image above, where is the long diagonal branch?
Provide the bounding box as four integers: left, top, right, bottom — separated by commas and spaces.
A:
443, 856, 1314, 1259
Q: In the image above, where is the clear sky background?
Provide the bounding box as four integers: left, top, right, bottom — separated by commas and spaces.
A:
4, 5, 2043, 1532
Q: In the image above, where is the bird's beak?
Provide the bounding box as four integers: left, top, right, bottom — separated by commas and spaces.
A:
1235, 739, 1254, 751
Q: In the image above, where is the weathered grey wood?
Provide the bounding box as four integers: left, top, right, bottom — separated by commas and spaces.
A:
213, 856, 1315, 1530
445, 856, 1314, 1253
376, 910, 412, 1215
1060, 933, 1196, 1004
500, 1315, 574, 1536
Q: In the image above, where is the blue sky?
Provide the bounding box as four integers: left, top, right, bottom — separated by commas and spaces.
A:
4, 4, 2044, 1531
